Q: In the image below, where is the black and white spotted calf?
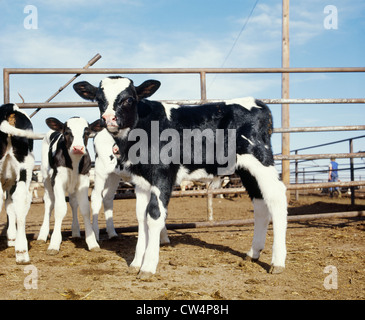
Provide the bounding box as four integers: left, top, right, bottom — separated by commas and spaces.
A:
0, 103, 44, 264
74, 76, 288, 278
89, 127, 170, 244
37, 116, 102, 254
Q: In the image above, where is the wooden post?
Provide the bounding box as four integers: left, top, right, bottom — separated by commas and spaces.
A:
282, 0, 291, 200
207, 192, 214, 221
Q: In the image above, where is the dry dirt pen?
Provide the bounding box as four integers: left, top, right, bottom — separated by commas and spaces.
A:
0, 190, 364, 300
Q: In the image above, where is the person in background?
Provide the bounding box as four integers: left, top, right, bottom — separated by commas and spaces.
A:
329, 157, 341, 198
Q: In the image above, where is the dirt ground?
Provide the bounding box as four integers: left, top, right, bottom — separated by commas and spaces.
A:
0, 190, 364, 301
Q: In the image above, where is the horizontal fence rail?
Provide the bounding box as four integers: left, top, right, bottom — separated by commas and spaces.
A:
101, 180, 365, 201
275, 152, 365, 161
14, 98, 365, 109
3, 66, 365, 207
5, 67, 365, 74
4, 66, 365, 103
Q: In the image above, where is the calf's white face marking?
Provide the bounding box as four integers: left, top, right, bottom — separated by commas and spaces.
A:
101, 78, 132, 132
66, 117, 89, 156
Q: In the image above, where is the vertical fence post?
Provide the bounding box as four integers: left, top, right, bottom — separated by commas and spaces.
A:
295, 150, 299, 200
282, 0, 291, 200
349, 139, 355, 205
207, 192, 213, 221
200, 71, 207, 102
3, 69, 10, 104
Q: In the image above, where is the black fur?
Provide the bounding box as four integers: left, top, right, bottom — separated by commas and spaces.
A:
74, 77, 276, 219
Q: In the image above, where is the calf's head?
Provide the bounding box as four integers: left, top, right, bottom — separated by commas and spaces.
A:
73, 76, 160, 137
46, 116, 103, 156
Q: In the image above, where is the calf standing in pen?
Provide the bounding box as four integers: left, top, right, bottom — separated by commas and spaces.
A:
0, 103, 44, 264
91, 127, 171, 243
37, 116, 102, 254
90, 128, 122, 240
74, 76, 287, 278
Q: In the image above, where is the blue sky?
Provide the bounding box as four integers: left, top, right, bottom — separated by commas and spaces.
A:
1, 0, 364, 181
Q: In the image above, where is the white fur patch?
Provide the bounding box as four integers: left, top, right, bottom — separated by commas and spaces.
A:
101, 77, 132, 115
236, 154, 286, 203
116, 127, 130, 139
225, 97, 260, 111
131, 174, 151, 191
175, 166, 214, 185
241, 135, 255, 146
161, 102, 179, 121
51, 133, 62, 155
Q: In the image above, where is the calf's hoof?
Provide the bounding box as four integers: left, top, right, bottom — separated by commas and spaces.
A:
244, 254, 258, 262
47, 249, 60, 256
16, 259, 31, 265
269, 265, 285, 274
34, 240, 47, 246
16, 251, 30, 265
137, 271, 154, 280
127, 266, 140, 275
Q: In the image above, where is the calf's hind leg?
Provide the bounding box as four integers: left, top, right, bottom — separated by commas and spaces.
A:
246, 198, 271, 261
237, 157, 287, 273
11, 167, 33, 264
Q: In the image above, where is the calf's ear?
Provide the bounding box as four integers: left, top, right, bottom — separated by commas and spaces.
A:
73, 81, 98, 101
89, 119, 105, 133
136, 80, 161, 100
46, 117, 64, 132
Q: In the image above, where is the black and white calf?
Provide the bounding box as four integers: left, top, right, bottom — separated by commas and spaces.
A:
90, 128, 122, 240
37, 116, 102, 254
74, 76, 287, 278
0, 103, 44, 264
90, 127, 170, 243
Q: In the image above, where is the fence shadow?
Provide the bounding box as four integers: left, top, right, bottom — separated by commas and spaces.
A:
288, 201, 365, 216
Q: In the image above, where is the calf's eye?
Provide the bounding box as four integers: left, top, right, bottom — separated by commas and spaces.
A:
124, 97, 135, 106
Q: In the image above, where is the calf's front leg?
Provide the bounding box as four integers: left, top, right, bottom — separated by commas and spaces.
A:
129, 186, 150, 273
37, 177, 54, 242
77, 175, 100, 251
138, 186, 168, 279
69, 193, 81, 239
47, 186, 67, 255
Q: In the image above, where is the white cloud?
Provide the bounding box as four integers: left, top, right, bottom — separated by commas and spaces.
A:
1, 0, 341, 109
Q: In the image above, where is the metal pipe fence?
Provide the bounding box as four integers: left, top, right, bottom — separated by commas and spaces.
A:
3, 66, 365, 199
4, 66, 365, 103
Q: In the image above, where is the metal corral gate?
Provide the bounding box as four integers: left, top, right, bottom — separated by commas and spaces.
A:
3, 63, 365, 226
